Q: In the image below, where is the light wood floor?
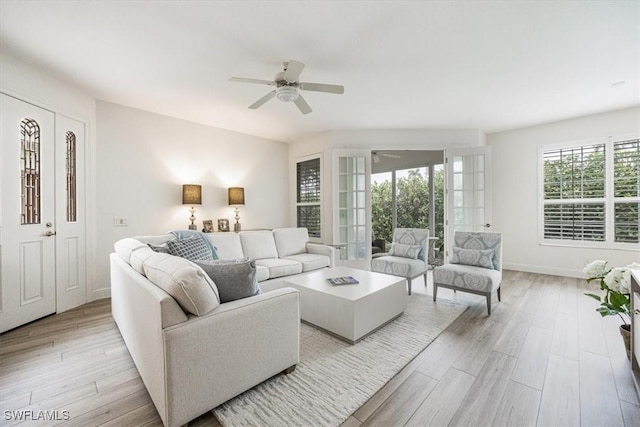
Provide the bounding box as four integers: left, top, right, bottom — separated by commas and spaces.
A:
1, 270, 639, 426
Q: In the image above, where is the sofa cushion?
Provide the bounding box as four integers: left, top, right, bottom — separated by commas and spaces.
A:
283, 253, 330, 272
388, 243, 421, 259
167, 235, 214, 261
142, 252, 220, 316
256, 265, 270, 282
206, 232, 244, 259
194, 258, 261, 303
273, 227, 309, 257
450, 247, 495, 269
114, 238, 148, 264
255, 258, 302, 278
239, 231, 279, 260
130, 245, 156, 275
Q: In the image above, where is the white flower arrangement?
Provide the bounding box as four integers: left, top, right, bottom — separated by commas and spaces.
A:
583, 260, 640, 326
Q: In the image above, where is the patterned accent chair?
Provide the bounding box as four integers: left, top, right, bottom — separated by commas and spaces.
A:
371, 228, 429, 295
433, 231, 503, 315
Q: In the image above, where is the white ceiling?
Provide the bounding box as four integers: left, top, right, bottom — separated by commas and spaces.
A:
1, 1, 638, 143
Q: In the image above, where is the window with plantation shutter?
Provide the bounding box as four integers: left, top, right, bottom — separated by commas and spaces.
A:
541, 137, 639, 247
613, 139, 640, 243
296, 157, 321, 238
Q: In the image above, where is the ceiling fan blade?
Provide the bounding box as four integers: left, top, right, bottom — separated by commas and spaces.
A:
283, 60, 305, 82
299, 82, 344, 94
382, 153, 401, 159
229, 77, 275, 86
248, 91, 276, 109
294, 94, 312, 114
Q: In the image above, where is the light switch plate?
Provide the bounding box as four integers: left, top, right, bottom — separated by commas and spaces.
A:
113, 217, 128, 227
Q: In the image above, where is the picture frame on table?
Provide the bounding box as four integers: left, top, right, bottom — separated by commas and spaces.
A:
217, 218, 230, 232
202, 220, 214, 233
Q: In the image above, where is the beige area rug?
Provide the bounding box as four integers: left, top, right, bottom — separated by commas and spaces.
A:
213, 294, 468, 427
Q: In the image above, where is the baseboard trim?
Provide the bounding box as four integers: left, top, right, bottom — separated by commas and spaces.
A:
503, 262, 582, 279
92, 288, 111, 301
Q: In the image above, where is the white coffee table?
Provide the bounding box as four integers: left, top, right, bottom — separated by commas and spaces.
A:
283, 266, 407, 343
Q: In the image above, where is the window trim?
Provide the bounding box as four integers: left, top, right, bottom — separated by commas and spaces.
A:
538, 134, 639, 250
295, 153, 322, 240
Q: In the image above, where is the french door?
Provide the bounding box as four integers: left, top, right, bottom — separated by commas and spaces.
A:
444, 147, 492, 258
0, 93, 86, 332
333, 149, 371, 269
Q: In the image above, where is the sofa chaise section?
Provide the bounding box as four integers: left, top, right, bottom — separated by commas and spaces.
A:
110, 244, 300, 427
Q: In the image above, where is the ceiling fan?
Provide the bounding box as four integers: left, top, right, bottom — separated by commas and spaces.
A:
372, 152, 402, 163
229, 60, 344, 115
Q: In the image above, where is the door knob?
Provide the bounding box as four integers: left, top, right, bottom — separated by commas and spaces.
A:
44, 231, 56, 237
485, 224, 491, 228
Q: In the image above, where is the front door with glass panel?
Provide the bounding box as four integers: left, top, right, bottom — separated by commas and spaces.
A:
0, 94, 87, 332
1, 94, 57, 332
445, 147, 492, 258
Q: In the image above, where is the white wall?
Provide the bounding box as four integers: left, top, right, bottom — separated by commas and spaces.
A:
94, 101, 289, 293
488, 107, 640, 278
0, 53, 99, 300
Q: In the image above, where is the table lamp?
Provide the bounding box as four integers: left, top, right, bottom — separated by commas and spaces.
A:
228, 187, 245, 232
182, 184, 202, 230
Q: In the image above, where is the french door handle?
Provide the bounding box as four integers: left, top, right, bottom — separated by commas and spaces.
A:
44, 231, 56, 237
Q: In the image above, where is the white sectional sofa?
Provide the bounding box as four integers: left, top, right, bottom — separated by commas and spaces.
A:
110, 228, 336, 426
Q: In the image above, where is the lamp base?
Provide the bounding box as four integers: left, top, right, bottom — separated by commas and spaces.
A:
188, 224, 197, 230
234, 222, 241, 232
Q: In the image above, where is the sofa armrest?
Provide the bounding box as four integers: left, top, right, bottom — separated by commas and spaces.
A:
110, 254, 188, 426
161, 288, 300, 427
306, 242, 337, 267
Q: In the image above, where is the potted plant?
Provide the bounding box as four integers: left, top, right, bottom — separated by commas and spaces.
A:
584, 260, 640, 359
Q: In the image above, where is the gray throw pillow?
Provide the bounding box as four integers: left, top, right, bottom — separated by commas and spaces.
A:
167, 234, 213, 261
194, 258, 261, 303
148, 242, 171, 254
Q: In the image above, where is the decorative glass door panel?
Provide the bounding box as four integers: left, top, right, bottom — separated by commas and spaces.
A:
334, 150, 371, 265
445, 147, 492, 259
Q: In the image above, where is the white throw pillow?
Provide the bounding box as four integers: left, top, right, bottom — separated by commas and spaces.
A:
142, 252, 220, 316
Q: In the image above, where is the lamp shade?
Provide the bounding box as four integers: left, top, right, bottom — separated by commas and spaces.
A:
228, 187, 245, 206
182, 184, 202, 205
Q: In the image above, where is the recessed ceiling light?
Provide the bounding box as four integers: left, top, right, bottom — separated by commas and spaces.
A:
611, 81, 626, 87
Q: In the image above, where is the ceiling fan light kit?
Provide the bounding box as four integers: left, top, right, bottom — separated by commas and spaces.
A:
230, 60, 344, 114
276, 86, 299, 103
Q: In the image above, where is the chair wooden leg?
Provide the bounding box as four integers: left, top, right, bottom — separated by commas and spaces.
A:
433, 283, 438, 302
486, 293, 492, 315
407, 278, 412, 295
497, 286, 501, 301
424, 272, 428, 287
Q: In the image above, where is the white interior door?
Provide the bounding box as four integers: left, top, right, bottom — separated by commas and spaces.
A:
55, 115, 87, 312
445, 147, 492, 257
1, 94, 56, 332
